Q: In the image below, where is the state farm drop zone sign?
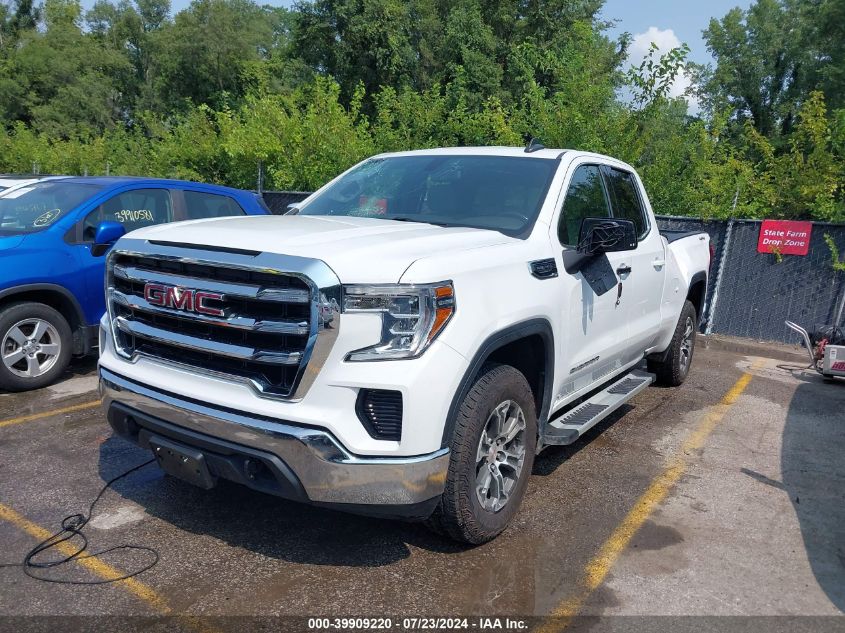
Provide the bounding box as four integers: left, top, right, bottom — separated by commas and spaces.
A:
757, 220, 813, 256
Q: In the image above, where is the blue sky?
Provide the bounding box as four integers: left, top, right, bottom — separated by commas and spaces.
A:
600, 0, 752, 66
599, 0, 753, 107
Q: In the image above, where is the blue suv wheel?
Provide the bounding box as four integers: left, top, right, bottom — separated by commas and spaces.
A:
0, 302, 72, 392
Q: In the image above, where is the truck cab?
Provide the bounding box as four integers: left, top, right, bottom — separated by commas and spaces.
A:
98, 148, 710, 543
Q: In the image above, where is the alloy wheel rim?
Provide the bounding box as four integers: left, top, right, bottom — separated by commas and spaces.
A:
680, 316, 694, 375
2, 318, 61, 379
475, 400, 527, 513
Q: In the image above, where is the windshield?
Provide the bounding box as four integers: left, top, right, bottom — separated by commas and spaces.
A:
296, 155, 558, 237
0, 182, 103, 235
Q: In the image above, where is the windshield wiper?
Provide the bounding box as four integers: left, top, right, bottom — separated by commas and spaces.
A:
385, 216, 448, 227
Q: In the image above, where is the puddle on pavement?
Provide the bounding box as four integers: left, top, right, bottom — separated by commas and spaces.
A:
0, 372, 99, 419
63, 411, 105, 430
628, 520, 684, 551
89, 504, 147, 530
735, 356, 817, 385
47, 374, 99, 399
449, 537, 540, 612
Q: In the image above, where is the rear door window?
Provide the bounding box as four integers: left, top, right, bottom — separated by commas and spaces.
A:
83, 188, 173, 240
558, 165, 612, 247
602, 167, 649, 239
182, 191, 247, 219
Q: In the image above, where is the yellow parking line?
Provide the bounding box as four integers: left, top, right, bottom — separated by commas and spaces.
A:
0, 502, 225, 633
538, 370, 755, 632
0, 502, 169, 613
1, 502, 228, 633
0, 400, 102, 429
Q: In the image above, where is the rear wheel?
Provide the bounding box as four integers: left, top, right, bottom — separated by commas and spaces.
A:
648, 300, 697, 387
426, 364, 537, 544
0, 302, 72, 392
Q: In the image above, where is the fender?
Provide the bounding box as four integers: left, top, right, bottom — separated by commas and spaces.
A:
441, 318, 555, 448
0, 283, 91, 354
649, 271, 708, 363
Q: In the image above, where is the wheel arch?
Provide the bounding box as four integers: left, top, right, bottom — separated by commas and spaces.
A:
0, 284, 89, 354
441, 318, 554, 448
686, 271, 707, 325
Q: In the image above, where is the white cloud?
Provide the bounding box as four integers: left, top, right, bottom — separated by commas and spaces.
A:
629, 26, 697, 110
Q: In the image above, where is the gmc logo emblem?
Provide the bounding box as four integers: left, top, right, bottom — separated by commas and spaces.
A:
144, 283, 225, 317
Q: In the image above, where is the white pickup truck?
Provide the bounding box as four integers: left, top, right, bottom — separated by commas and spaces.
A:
98, 147, 711, 543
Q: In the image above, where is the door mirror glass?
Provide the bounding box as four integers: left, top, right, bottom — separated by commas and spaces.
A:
91, 221, 125, 256
577, 217, 637, 255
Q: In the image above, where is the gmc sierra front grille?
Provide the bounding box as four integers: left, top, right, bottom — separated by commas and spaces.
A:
108, 250, 321, 399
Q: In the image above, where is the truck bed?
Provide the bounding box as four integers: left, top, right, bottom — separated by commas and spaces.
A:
660, 229, 708, 243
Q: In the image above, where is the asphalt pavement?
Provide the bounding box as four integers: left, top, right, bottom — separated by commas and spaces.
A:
0, 339, 842, 632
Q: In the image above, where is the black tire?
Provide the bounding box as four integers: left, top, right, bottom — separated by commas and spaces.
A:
648, 300, 697, 387
0, 302, 73, 392
426, 364, 537, 544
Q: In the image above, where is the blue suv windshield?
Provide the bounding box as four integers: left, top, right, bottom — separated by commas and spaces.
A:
296, 155, 558, 238
0, 182, 104, 235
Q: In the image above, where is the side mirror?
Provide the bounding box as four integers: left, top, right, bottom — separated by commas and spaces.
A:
91, 221, 125, 257
577, 218, 637, 255
285, 202, 302, 214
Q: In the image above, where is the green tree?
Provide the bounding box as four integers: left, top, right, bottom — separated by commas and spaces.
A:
701, 0, 817, 139
86, 0, 170, 115
0, 0, 130, 136
743, 92, 843, 220
440, 0, 502, 108
292, 0, 420, 102
154, 0, 275, 111
813, 0, 845, 110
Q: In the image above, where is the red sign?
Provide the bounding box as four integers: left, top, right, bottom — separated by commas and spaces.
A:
757, 220, 812, 256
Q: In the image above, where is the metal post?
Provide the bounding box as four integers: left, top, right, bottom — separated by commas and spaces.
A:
705, 218, 735, 335
257, 161, 264, 194
836, 282, 845, 326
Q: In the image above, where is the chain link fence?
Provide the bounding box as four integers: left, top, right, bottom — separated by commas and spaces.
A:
700, 220, 845, 343
262, 191, 845, 344
261, 191, 311, 214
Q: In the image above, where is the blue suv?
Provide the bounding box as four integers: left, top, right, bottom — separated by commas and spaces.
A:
0, 177, 271, 391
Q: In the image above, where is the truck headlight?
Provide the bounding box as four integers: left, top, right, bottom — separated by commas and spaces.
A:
343, 282, 455, 361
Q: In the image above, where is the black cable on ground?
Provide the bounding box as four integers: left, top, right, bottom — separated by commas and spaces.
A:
776, 363, 815, 373
0, 458, 160, 584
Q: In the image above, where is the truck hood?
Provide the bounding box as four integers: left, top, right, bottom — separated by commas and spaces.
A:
127, 215, 514, 282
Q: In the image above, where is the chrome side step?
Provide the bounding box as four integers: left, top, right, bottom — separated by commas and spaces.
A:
541, 369, 655, 446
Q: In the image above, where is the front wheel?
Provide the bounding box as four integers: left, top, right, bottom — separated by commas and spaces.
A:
426, 364, 537, 544
0, 302, 72, 392
648, 300, 697, 387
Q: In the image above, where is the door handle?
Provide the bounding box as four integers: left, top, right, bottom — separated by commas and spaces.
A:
616, 264, 632, 276
652, 259, 666, 269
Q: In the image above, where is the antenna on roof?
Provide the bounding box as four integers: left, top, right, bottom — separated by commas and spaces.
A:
525, 138, 545, 153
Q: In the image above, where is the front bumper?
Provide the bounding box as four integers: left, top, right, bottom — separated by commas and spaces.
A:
100, 367, 449, 519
